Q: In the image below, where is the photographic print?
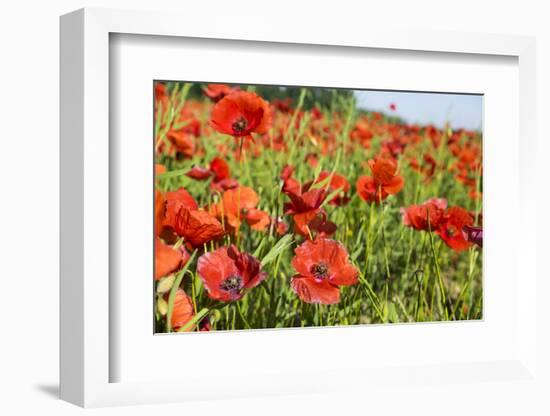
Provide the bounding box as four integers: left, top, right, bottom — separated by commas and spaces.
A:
154, 82, 482, 333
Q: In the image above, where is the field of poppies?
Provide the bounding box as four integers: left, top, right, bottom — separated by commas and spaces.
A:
154, 82, 483, 333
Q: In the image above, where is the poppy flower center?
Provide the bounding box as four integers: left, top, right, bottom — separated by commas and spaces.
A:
446, 226, 456, 237
232, 117, 248, 134
311, 263, 329, 280
219, 275, 243, 292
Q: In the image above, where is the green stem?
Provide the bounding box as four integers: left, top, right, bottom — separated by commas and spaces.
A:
427, 228, 450, 320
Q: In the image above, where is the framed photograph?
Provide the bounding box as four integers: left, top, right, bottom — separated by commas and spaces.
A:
60, 7, 538, 408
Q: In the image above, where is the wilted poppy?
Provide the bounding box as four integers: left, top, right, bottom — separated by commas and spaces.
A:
436, 206, 474, 252
155, 238, 189, 280
210, 91, 272, 141
463, 225, 482, 248
401, 198, 447, 231
197, 245, 267, 302
356, 157, 404, 203
291, 238, 359, 304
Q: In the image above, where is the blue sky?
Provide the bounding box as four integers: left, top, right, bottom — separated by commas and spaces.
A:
354, 90, 483, 131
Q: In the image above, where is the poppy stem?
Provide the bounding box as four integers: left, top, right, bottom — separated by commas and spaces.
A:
453, 247, 479, 318
378, 200, 391, 283
177, 307, 209, 333
316, 304, 323, 326
190, 272, 199, 330
427, 226, 450, 320
238, 137, 254, 187
363, 202, 376, 273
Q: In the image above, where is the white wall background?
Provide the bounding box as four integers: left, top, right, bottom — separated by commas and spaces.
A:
0, 1, 548, 415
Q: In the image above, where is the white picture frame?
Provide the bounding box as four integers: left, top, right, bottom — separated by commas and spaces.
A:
60, 7, 538, 408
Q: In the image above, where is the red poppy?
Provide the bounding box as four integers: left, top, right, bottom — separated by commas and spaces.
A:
210, 157, 238, 192
155, 164, 167, 176
284, 187, 326, 216
436, 206, 474, 252
350, 119, 374, 148
163, 188, 199, 236
155, 238, 190, 280
280, 164, 294, 182
197, 245, 267, 302
409, 153, 437, 182
186, 166, 213, 180
305, 153, 319, 168
243, 208, 271, 231
311, 106, 323, 120
389, 103, 397, 111
280, 164, 301, 194
155, 82, 167, 102
356, 176, 380, 203
309, 171, 350, 206
211, 186, 271, 232
210, 91, 272, 140
210, 157, 230, 182
356, 157, 404, 203
168, 289, 195, 331
165, 129, 195, 158
203, 84, 237, 102
274, 217, 289, 235
155, 190, 166, 237
401, 198, 447, 231
171, 206, 225, 248
211, 178, 239, 193
283, 183, 337, 239
272, 97, 293, 114
184, 157, 237, 190
291, 238, 359, 305
223, 186, 258, 227
424, 125, 442, 148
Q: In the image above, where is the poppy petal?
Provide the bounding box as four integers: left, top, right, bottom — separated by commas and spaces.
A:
155, 238, 185, 280
291, 275, 340, 305
169, 289, 195, 331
